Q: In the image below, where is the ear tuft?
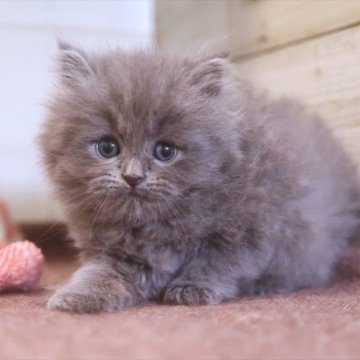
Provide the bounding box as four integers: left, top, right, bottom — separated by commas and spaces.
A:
57, 41, 94, 87
57, 38, 73, 51
190, 57, 227, 97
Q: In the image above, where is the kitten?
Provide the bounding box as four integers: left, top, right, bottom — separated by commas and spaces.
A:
39, 42, 360, 313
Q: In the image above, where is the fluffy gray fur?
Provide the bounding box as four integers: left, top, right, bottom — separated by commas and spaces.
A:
39, 42, 360, 313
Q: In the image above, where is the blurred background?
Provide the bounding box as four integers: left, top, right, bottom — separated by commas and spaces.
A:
1, 0, 359, 224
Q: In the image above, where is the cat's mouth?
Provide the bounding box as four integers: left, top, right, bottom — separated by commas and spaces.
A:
128, 188, 139, 195
125, 187, 148, 200
105, 185, 152, 202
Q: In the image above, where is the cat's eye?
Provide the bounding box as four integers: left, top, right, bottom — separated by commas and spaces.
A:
96, 138, 120, 158
154, 142, 177, 162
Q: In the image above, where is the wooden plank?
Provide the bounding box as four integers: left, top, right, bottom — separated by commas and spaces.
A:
229, 0, 360, 58
156, 0, 360, 57
156, 0, 229, 52
335, 128, 360, 167
232, 25, 360, 169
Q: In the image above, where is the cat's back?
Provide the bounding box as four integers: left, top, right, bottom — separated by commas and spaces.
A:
241, 87, 356, 185
234, 84, 360, 227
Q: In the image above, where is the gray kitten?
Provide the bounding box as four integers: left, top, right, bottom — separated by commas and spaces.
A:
39, 42, 360, 313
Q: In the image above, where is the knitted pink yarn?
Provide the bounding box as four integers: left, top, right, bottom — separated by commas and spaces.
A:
0, 240, 44, 292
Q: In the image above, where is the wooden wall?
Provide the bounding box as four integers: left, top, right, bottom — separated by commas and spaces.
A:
156, 0, 360, 170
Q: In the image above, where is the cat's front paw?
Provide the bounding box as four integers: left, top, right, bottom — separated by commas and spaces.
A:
162, 284, 222, 305
48, 289, 103, 314
48, 287, 128, 314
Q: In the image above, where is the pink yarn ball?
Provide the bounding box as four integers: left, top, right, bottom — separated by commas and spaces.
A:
0, 240, 45, 292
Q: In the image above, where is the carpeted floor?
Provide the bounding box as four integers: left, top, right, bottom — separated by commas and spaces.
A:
1, 249, 360, 360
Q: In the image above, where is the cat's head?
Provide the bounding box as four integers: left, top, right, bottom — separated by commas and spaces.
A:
39, 42, 243, 225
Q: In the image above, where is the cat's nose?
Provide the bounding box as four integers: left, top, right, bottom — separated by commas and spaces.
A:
122, 174, 145, 188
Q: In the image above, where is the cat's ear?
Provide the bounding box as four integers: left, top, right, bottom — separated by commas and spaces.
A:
190, 54, 229, 97
56, 40, 94, 87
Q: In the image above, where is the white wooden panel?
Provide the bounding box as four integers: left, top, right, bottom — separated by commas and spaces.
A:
0, 1, 154, 222
0, 0, 153, 35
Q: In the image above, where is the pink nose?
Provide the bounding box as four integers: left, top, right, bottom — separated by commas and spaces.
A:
122, 174, 145, 188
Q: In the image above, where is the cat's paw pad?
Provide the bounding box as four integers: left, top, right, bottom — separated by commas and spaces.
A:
162, 284, 221, 305
48, 289, 114, 314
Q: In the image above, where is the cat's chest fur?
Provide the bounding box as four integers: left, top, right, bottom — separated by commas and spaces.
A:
123, 223, 189, 272
80, 219, 196, 276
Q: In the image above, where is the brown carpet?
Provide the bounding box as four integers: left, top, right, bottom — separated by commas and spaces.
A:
1, 250, 360, 360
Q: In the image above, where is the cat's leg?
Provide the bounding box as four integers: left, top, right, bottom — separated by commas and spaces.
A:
48, 254, 146, 313
161, 244, 272, 305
